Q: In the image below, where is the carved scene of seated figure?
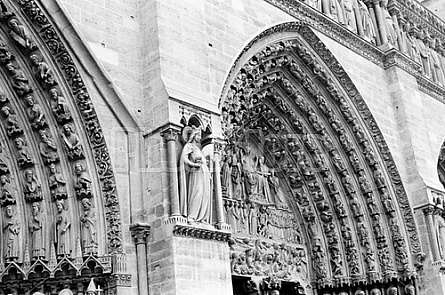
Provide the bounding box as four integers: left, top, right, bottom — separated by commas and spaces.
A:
48, 163, 67, 200
1, 106, 23, 137
14, 137, 34, 168
8, 17, 35, 51
23, 169, 42, 202
6, 62, 31, 96
38, 129, 59, 165
25, 94, 47, 129
74, 162, 92, 199
0, 174, 16, 206
61, 124, 84, 160
30, 53, 55, 87
49, 88, 72, 123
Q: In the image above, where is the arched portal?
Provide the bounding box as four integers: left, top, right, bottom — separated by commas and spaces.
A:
219, 22, 421, 295
0, 1, 128, 294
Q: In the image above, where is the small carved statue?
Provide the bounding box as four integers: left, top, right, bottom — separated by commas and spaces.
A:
61, 124, 84, 160
386, 286, 398, 295
8, 17, 34, 50
55, 200, 72, 257
74, 162, 92, 198
24, 169, 42, 202
0, 174, 16, 206
30, 54, 55, 87
3, 204, 20, 262
179, 126, 212, 224
48, 163, 67, 200
6, 62, 32, 95
38, 129, 59, 165
29, 202, 46, 260
1, 105, 23, 137
25, 94, 47, 129
0, 38, 12, 64
370, 288, 382, 295
80, 198, 98, 255
14, 137, 34, 168
0, 144, 10, 175
49, 88, 72, 123
404, 284, 415, 295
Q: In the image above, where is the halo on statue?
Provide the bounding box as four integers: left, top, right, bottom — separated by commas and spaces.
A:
29, 50, 43, 62
181, 125, 201, 143
7, 16, 19, 28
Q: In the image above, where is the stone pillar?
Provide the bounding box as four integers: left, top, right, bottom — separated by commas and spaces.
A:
130, 223, 150, 295
365, 0, 381, 45
161, 127, 181, 218
423, 206, 440, 261
372, 0, 388, 47
213, 140, 230, 231
388, 5, 404, 51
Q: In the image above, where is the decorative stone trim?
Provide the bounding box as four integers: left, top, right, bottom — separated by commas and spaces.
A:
129, 223, 151, 245
172, 224, 231, 242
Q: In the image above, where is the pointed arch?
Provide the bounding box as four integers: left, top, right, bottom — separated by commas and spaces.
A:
220, 22, 421, 292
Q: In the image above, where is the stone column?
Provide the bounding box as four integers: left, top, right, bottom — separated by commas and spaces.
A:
423, 206, 440, 261
365, 0, 381, 45
213, 140, 230, 231
130, 222, 150, 295
388, 5, 404, 51
372, 0, 388, 47
161, 127, 181, 218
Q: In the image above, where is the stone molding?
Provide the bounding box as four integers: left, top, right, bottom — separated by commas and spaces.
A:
129, 223, 151, 245
172, 224, 231, 242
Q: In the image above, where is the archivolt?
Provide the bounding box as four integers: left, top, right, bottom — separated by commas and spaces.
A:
219, 22, 421, 288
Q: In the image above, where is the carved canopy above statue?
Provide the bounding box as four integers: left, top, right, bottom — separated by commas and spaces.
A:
0, 0, 125, 293
219, 22, 422, 292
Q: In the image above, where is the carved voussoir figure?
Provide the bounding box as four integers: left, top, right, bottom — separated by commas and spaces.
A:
39, 129, 59, 165
3, 204, 20, 262
1, 105, 23, 137
24, 169, 42, 202
25, 94, 47, 129
0, 38, 12, 64
80, 198, 98, 255
6, 62, 31, 96
49, 163, 67, 200
1, 174, 16, 206
49, 87, 72, 123
55, 200, 72, 257
29, 202, 46, 260
74, 162, 92, 199
179, 125, 212, 224
30, 53, 55, 87
14, 137, 34, 168
7, 17, 35, 51
61, 124, 84, 160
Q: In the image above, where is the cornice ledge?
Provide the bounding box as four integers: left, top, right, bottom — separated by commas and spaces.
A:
172, 224, 232, 242
417, 75, 445, 103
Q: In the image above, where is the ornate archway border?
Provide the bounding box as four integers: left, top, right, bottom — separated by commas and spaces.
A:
12, 0, 123, 254
219, 21, 422, 262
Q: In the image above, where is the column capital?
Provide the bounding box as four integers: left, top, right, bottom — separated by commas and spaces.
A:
160, 126, 181, 142
212, 138, 227, 154
130, 222, 151, 244
423, 205, 437, 215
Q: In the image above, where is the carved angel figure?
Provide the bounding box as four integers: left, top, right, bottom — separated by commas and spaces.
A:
30, 54, 55, 87
61, 124, 84, 160
3, 204, 20, 262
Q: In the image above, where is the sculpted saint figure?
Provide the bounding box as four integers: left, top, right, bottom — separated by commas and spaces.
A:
357, 0, 376, 43
39, 129, 59, 164
74, 162, 92, 198
61, 124, 84, 160
381, 0, 398, 48
0, 145, 9, 175
49, 163, 67, 200
0, 38, 12, 63
8, 18, 34, 50
49, 88, 72, 123
1, 106, 23, 137
6, 62, 31, 95
55, 200, 72, 257
80, 198, 98, 255
14, 137, 34, 167
1, 175, 16, 206
3, 204, 20, 262
25, 94, 47, 129
30, 54, 55, 87
179, 126, 212, 224
24, 169, 42, 202
29, 202, 46, 260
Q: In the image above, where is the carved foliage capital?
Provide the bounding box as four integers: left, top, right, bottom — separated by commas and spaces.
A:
173, 225, 231, 242
129, 223, 150, 244
160, 127, 180, 142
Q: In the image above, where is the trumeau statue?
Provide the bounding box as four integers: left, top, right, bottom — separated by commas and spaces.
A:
55, 200, 72, 257
29, 202, 46, 260
179, 125, 212, 224
3, 204, 20, 262
80, 198, 97, 255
